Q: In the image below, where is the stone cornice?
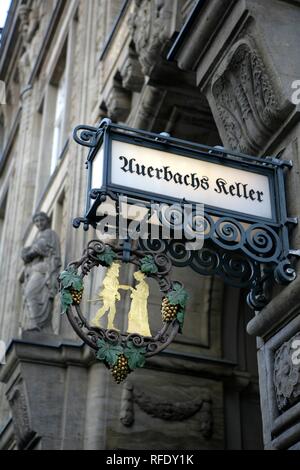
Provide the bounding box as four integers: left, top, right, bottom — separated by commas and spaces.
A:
0, 335, 244, 384
0, 336, 87, 384
167, 0, 235, 71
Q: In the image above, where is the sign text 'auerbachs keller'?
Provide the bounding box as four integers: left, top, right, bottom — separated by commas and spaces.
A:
91, 140, 273, 220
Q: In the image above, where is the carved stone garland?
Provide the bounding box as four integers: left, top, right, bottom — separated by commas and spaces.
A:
59, 240, 188, 383
119, 381, 213, 439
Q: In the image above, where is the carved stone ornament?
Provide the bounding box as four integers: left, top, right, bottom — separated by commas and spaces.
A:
120, 381, 213, 439
212, 41, 290, 154
104, 80, 131, 122
7, 386, 36, 449
132, 85, 165, 129
120, 48, 145, 93
273, 332, 300, 412
17, 3, 40, 88
129, 0, 174, 76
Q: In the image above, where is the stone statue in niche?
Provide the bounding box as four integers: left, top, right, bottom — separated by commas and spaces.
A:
21, 212, 61, 333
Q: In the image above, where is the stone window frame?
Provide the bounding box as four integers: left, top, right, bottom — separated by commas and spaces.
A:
50, 66, 67, 175
33, 13, 77, 206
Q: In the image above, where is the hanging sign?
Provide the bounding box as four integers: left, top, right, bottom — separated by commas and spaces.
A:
79, 122, 279, 224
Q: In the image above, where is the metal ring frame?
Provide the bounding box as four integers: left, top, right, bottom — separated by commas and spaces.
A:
64, 240, 183, 358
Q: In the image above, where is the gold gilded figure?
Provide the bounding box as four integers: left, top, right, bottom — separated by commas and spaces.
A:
90, 262, 121, 329
120, 271, 152, 337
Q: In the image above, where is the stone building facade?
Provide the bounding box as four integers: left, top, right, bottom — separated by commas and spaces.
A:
0, 0, 299, 450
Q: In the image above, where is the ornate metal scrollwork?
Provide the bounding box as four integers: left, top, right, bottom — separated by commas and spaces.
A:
136, 203, 298, 311
73, 125, 102, 148
137, 240, 293, 313
155, 208, 284, 261
72, 216, 96, 231
138, 238, 258, 289
73, 119, 112, 148
274, 260, 297, 285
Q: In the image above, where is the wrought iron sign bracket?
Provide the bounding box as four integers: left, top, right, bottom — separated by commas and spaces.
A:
71, 119, 300, 312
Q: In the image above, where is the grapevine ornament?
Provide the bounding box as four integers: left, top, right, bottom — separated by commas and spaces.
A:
59, 240, 188, 383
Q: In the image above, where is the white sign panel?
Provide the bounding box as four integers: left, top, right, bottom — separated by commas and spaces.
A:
92, 146, 104, 191
108, 141, 273, 219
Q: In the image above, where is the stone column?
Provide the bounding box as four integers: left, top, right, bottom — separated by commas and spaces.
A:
83, 362, 110, 450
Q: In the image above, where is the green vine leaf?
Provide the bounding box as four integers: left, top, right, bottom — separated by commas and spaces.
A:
97, 247, 117, 266
167, 283, 188, 309
124, 342, 147, 370
140, 255, 158, 274
96, 339, 123, 366
60, 289, 73, 313
176, 310, 185, 334
59, 267, 83, 291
